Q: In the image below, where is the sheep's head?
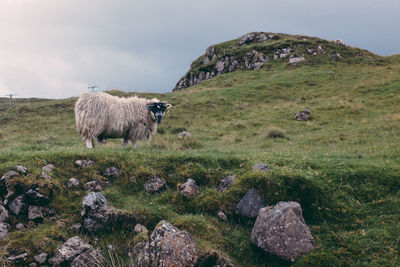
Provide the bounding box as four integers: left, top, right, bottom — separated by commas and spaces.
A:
146, 101, 172, 124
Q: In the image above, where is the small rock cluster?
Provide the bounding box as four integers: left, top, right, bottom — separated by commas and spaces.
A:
294, 109, 311, 121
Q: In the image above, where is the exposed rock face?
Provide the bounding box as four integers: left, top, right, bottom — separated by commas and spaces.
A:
252, 163, 270, 172
236, 189, 265, 218
75, 159, 94, 167
67, 178, 80, 189
103, 167, 121, 179
216, 175, 236, 192
294, 109, 311, 121
239, 32, 279, 46
251, 201, 316, 261
81, 192, 113, 232
136, 220, 198, 267
179, 179, 199, 198
48, 236, 104, 266
39, 172, 52, 180
144, 177, 166, 193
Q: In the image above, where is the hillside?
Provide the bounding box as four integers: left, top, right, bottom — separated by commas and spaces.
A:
0, 33, 400, 266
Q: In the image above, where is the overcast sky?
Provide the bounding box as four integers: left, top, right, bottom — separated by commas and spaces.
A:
0, 0, 399, 99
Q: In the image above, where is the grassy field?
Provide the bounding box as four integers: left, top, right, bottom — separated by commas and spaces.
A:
0, 35, 399, 266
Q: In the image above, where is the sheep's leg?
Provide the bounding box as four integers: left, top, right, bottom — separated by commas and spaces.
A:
122, 138, 129, 148
85, 137, 94, 149
132, 141, 137, 149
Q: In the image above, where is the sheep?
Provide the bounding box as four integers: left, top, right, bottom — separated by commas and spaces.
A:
334, 39, 345, 46
74, 92, 172, 149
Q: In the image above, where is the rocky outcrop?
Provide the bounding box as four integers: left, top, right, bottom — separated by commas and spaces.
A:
136, 220, 198, 267
251, 201, 316, 261
81, 192, 113, 232
48, 236, 104, 266
236, 189, 265, 218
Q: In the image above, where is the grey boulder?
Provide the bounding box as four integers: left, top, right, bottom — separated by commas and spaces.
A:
251, 201, 316, 261
179, 179, 199, 198
236, 189, 265, 218
216, 175, 236, 192
81, 192, 113, 232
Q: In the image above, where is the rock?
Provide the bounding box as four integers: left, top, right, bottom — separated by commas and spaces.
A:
15, 165, 28, 175
0, 205, 9, 222
0, 222, 9, 238
239, 33, 256, 45
134, 223, 149, 234
74, 159, 94, 167
178, 131, 192, 138
251, 201, 316, 261
56, 220, 67, 228
252, 163, 270, 172
294, 109, 311, 121
217, 211, 227, 221
1, 170, 19, 180
205, 46, 215, 57
7, 251, 28, 263
67, 178, 80, 189
136, 220, 198, 267
103, 167, 121, 179
25, 189, 50, 205
34, 253, 48, 264
289, 56, 306, 65
129, 176, 137, 182
84, 180, 107, 192
179, 179, 199, 198
9, 195, 26, 215
236, 189, 265, 218
216, 175, 236, 192
28, 206, 46, 222
39, 172, 52, 180
81, 192, 113, 232
144, 177, 166, 193
15, 223, 25, 230
71, 248, 104, 267
29, 263, 38, 267
42, 164, 55, 173
69, 223, 82, 232
48, 236, 103, 266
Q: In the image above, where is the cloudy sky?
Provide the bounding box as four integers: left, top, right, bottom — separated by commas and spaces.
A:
0, 0, 399, 99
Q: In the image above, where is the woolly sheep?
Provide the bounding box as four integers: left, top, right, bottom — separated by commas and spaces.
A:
74, 92, 172, 149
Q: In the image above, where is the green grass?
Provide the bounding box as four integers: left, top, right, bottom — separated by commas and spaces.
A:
0, 35, 400, 266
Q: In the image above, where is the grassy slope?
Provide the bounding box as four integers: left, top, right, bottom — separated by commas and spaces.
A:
0, 37, 399, 266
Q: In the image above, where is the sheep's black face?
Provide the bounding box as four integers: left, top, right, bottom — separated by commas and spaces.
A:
146, 102, 168, 123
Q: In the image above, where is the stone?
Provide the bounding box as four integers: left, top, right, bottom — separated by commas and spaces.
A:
74, 159, 94, 167
7, 251, 28, 263
39, 172, 52, 180
134, 223, 149, 234
25, 189, 50, 205
15, 165, 28, 175
29, 263, 38, 267
28, 206, 46, 222
34, 253, 48, 264
81, 192, 113, 232
9, 195, 26, 216
67, 178, 80, 189
1, 170, 19, 180
0, 222, 9, 239
294, 109, 311, 121
0, 205, 9, 222
42, 164, 55, 173
289, 56, 306, 65
217, 211, 227, 221
216, 175, 236, 192
69, 223, 82, 232
136, 220, 198, 267
71, 248, 104, 267
252, 163, 270, 172
144, 177, 166, 193
251, 201, 316, 261
56, 220, 67, 228
103, 167, 121, 179
84, 180, 107, 192
205, 46, 215, 57
48, 236, 103, 265
15, 223, 25, 230
179, 179, 199, 198
236, 189, 265, 218
178, 131, 192, 138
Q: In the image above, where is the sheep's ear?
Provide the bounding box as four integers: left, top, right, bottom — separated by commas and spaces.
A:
146, 105, 152, 110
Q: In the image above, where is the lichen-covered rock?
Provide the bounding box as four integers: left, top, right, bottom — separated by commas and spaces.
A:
74, 159, 94, 167
144, 177, 166, 193
67, 178, 80, 189
236, 189, 265, 218
103, 167, 121, 179
28, 206, 46, 222
294, 109, 311, 121
9, 195, 27, 216
7, 251, 28, 264
136, 220, 198, 267
0, 205, 9, 222
42, 164, 55, 173
48, 236, 103, 265
34, 253, 48, 264
179, 179, 199, 198
216, 175, 236, 192
71, 248, 104, 267
251, 201, 316, 261
134, 223, 148, 234
0, 222, 9, 239
252, 163, 270, 172
1, 170, 19, 180
81, 192, 113, 232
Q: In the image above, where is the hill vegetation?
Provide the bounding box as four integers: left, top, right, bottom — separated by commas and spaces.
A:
0, 33, 399, 266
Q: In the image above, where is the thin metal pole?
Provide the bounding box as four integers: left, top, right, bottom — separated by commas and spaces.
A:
5, 94, 17, 108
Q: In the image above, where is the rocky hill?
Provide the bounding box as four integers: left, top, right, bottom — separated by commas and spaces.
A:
174, 32, 380, 91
